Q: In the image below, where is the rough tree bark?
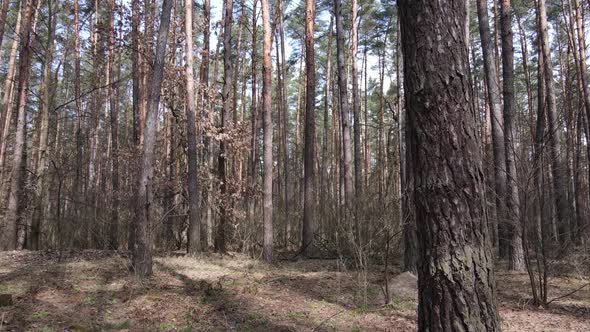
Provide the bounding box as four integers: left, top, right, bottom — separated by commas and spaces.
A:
398, 0, 501, 329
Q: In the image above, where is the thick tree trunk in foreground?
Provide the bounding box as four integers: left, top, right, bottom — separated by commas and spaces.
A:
132, 0, 173, 277
301, 0, 316, 257
185, 0, 201, 255
398, 0, 500, 330
261, 0, 273, 262
1, 0, 38, 251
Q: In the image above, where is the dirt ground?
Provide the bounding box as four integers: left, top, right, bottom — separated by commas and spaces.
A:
0, 251, 588, 331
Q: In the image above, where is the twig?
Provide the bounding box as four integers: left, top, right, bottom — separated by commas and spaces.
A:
546, 282, 589, 305
311, 309, 346, 332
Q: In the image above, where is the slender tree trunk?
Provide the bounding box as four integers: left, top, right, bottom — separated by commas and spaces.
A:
73, 0, 85, 246
351, 0, 362, 206
0, 4, 22, 175
277, 0, 290, 248
335, 0, 353, 212
31, 0, 55, 250
199, 0, 211, 248
185, 0, 201, 255
538, 0, 571, 246
132, 0, 173, 277
261, 0, 273, 262
248, 0, 258, 249
363, 42, 369, 189
476, 0, 508, 259
321, 17, 333, 216
499, 0, 525, 270
399, 0, 501, 329
302, 0, 316, 257
1, 0, 38, 250
215, 0, 233, 253
107, 0, 119, 250
128, 0, 141, 250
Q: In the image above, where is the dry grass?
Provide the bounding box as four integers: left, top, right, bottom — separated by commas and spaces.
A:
0, 251, 588, 331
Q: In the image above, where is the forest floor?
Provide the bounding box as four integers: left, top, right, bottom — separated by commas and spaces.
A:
0, 250, 588, 331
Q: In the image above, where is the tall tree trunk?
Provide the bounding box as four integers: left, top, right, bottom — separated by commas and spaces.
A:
399, 17, 417, 273
0, 4, 22, 175
199, 0, 211, 248
363, 42, 369, 189
132, 0, 173, 277
248, 0, 258, 249
538, 0, 571, 246
128, 0, 141, 250
31, 0, 55, 250
476, 0, 508, 259
1, 0, 38, 250
215, 0, 233, 253
572, 0, 590, 239
398, 0, 501, 329
277, 0, 290, 248
107, 0, 119, 250
321, 17, 333, 217
185, 0, 201, 254
302, 0, 316, 257
351, 0, 362, 204
73, 0, 84, 246
334, 0, 353, 212
261, 0, 273, 262
499, 0, 524, 270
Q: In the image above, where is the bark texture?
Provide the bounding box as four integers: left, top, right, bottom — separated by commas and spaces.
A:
398, 0, 501, 330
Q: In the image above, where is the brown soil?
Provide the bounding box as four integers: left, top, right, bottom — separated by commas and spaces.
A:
0, 251, 588, 331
